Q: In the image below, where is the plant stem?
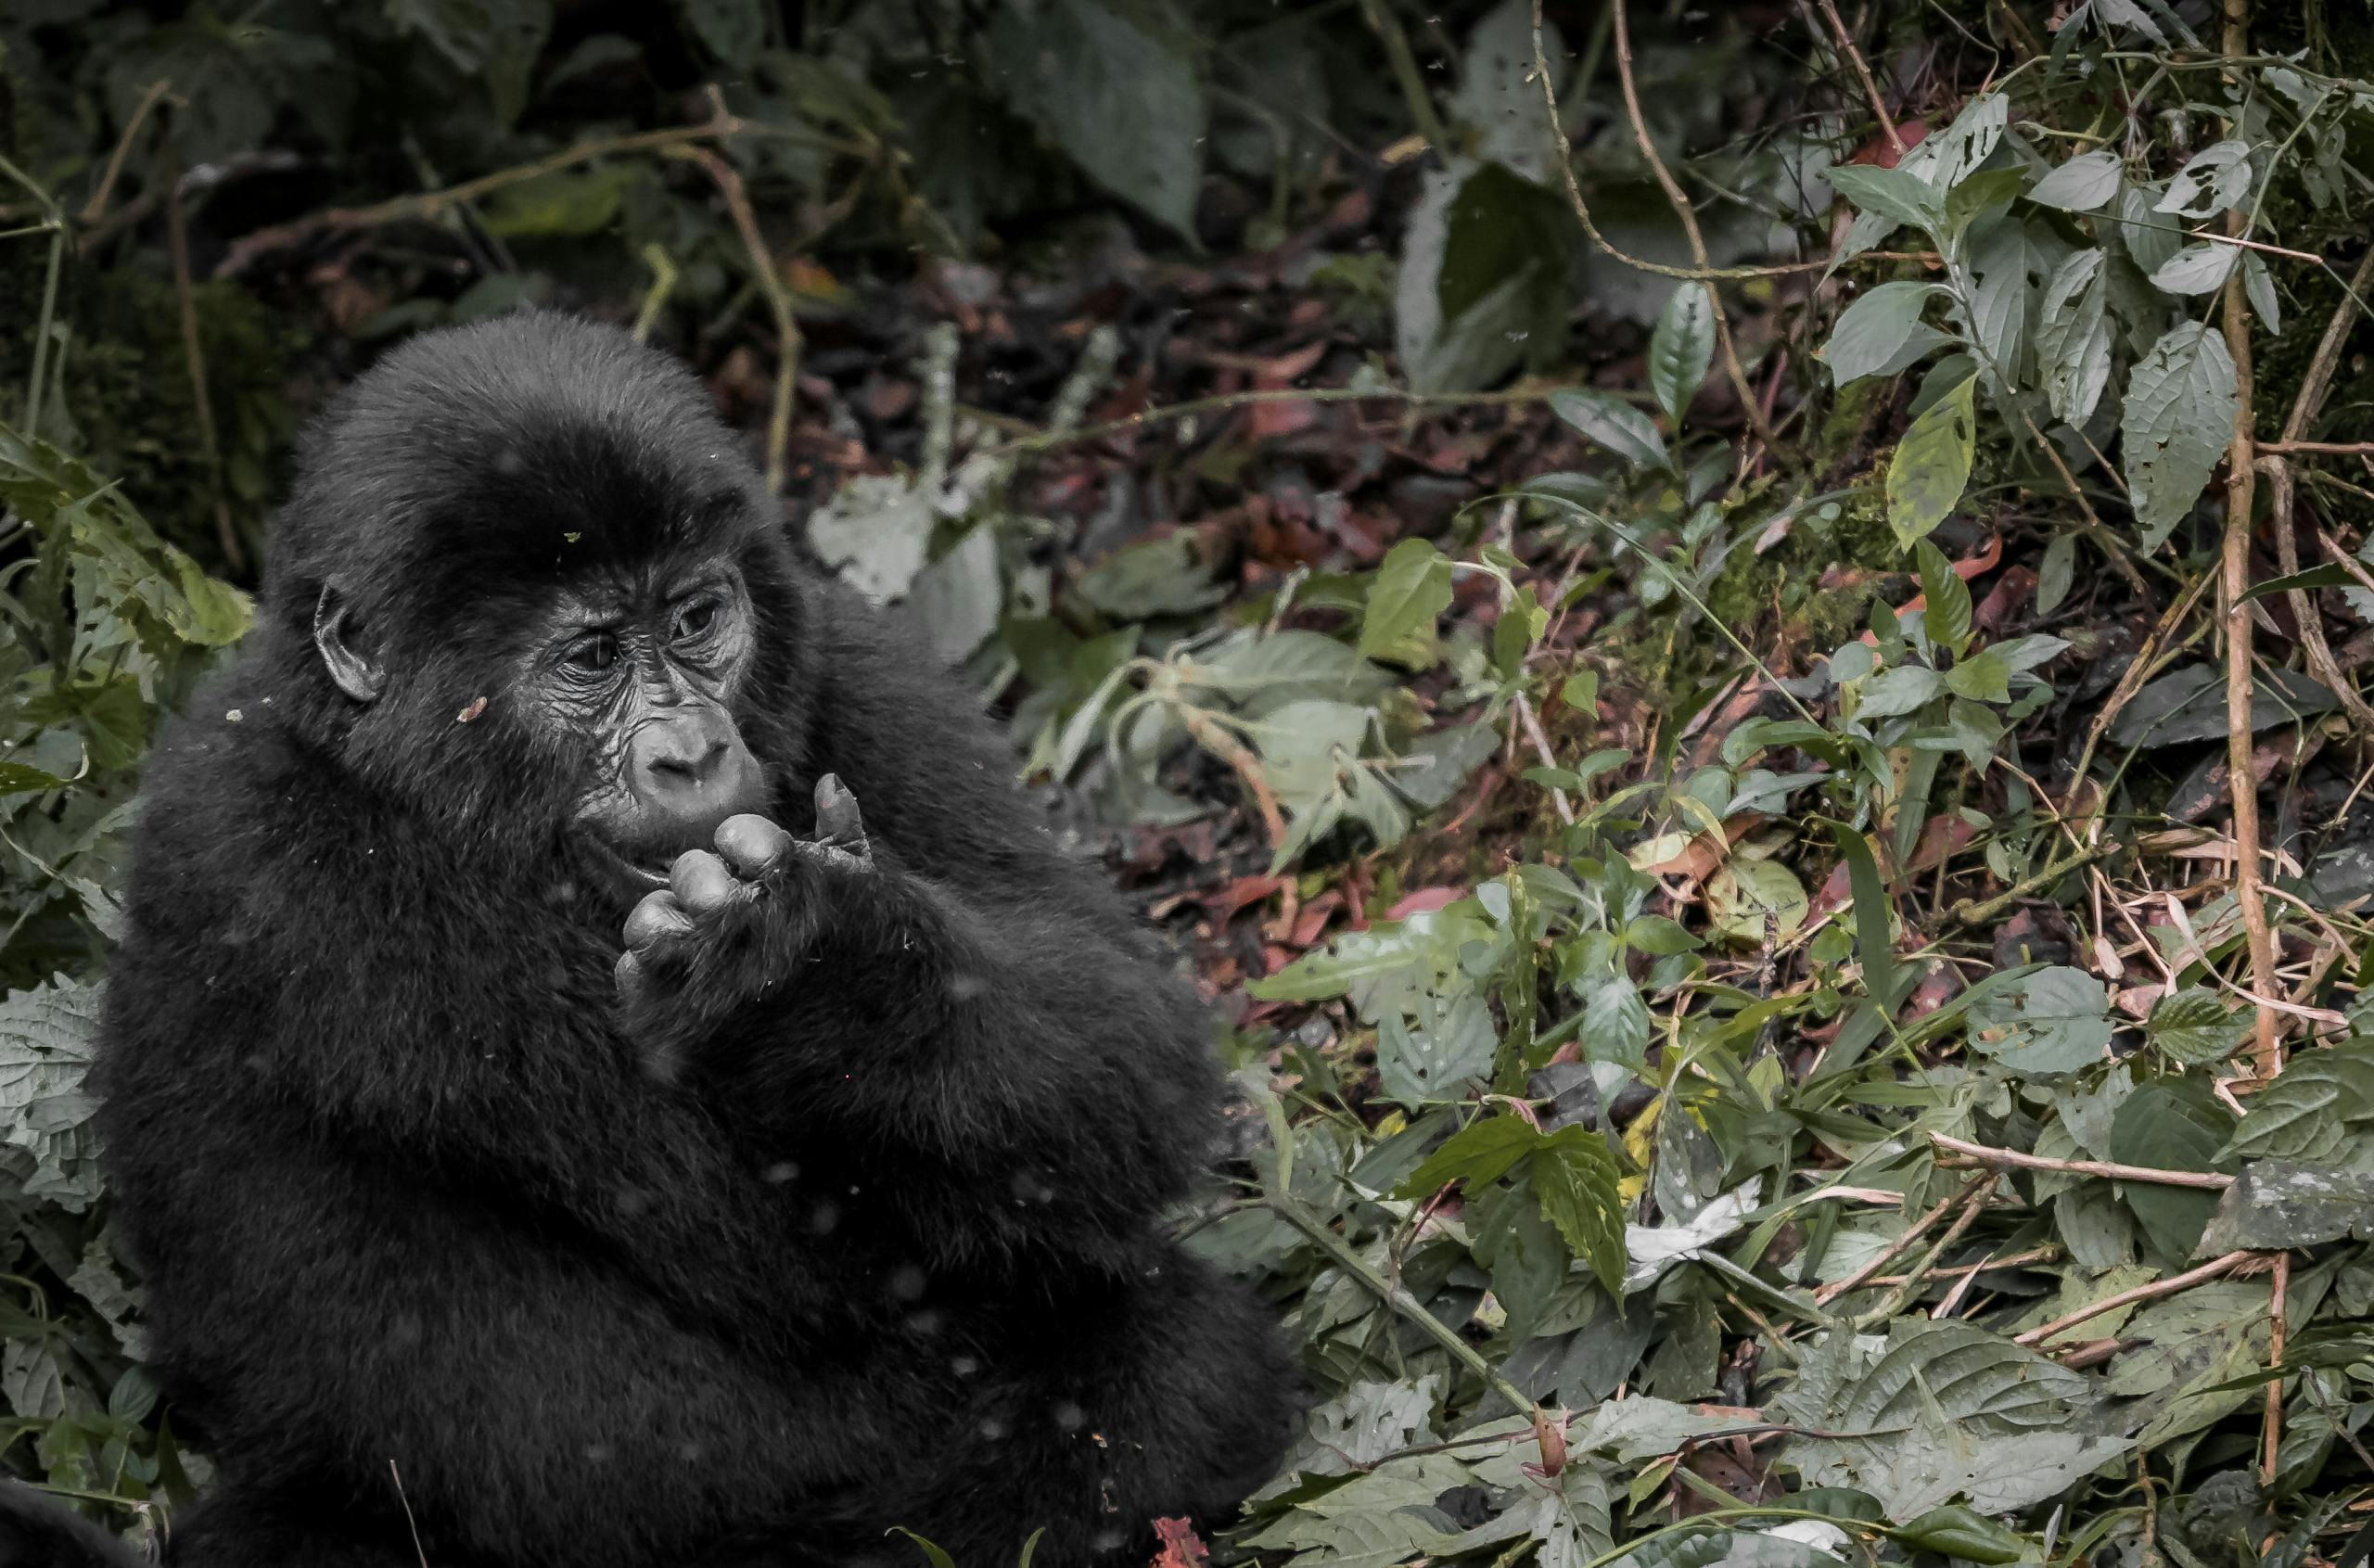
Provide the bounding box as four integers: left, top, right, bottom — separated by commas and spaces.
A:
670, 146, 799, 494
1930, 1131, 2235, 1190
1355, 0, 1451, 155
2013, 1251, 2250, 1346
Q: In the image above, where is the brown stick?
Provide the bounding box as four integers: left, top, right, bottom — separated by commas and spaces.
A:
79, 79, 172, 226
2014, 1252, 2251, 1346
2259, 440, 2374, 456
2218, 0, 2279, 1077
1814, 0, 1907, 156
2281, 246, 2374, 444
2263, 456, 2374, 736
1930, 1131, 2236, 1190
1608, 0, 1782, 453
163, 156, 245, 574
2070, 571, 2216, 793
670, 145, 800, 493
1525, 1, 1831, 284
1814, 1175, 1989, 1305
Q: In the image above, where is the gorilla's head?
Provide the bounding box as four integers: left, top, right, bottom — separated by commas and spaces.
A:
257, 312, 812, 891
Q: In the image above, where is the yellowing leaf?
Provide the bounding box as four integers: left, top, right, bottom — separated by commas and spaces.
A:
1885, 375, 1976, 548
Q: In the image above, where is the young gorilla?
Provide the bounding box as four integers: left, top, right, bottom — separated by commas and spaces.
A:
69, 312, 1298, 1567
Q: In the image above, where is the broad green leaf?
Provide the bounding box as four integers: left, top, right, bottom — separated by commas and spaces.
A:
2027, 148, 2122, 210
0, 978, 108, 1214
2197, 1161, 2374, 1255
1894, 1506, 2028, 1564
2148, 240, 2238, 296
1398, 1114, 1541, 1196
1550, 389, 1671, 474
2036, 249, 2112, 424
1535, 1125, 1627, 1295
1825, 164, 1940, 237
1885, 374, 1976, 547
2112, 182, 2182, 277
983, 0, 1206, 237
2036, 534, 2076, 614
1398, 159, 1576, 392
1967, 965, 2112, 1076
1706, 858, 1807, 943
1649, 284, 1717, 421
2145, 987, 2251, 1066
2157, 139, 2251, 218
2123, 322, 2238, 549
2109, 1081, 2228, 1260
2240, 563, 2357, 603
2241, 249, 2281, 331
479, 167, 627, 237
0, 763, 70, 795
1854, 665, 1944, 719
1927, 94, 2009, 191
1941, 649, 2009, 702
1358, 539, 1453, 666
1915, 542, 1973, 654
1821, 282, 1948, 386
2217, 1039, 2374, 1162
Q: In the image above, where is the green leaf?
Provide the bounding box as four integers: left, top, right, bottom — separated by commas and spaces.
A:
2028, 148, 2123, 211
2123, 322, 2239, 549
2144, 987, 2251, 1066
2217, 1040, 2374, 1162
1914, 542, 1972, 655
2157, 139, 2251, 218
2240, 249, 2281, 332
889, 1528, 958, 1568
1942, 649, 2010, 702
1648, 285, 1717, 421
2148, 241, 2238, 296
1822, 282, 1949, 386
0, 978, 108, 1214
2197, 1160, 2374, 1255
1967, 965, 2112, 1076
479, 167, 627, 237
683, 0, 765, 60
1823, 822, 1903, 1017
1358, 539, 1454, 666
1398, 1114, 1542, 1197
2036, 534, 2075, 615
1893, 1506, 2028, 1564
1855, 665, 1945, 719
1398, 159, 1576, 392
1926, 93, 2008, 191
0, 762, 70, 795
1825, 164, 1940, 237
2036, 249, 2112, 425
1885, 374, 1976, 547
1550, 389, 1671, 474
1535, 1125, 1627, 1296
984, 0, 1206, 238
2240, 563, 2357, 603
2109, 1081, 2228, 1260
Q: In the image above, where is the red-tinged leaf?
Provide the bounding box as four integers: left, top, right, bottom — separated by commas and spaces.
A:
1152, 1518, 1208, 1568
1384, 886, 1467, 920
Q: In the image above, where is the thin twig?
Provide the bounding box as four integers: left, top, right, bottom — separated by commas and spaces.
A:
1356, 0, 1450, 154
1814, 1175, 1988, 1305
984, 385, 1547, 463
1855, 1182, 1987, 1327
163, 157, 244, 573
2262, 454, 2374, 736
670, 144, 800, 494
1946, 840, 2124, 928
1608, 0, 1782, 452
1815, 0, 1907, 156
1512, 692, 1576, 824
2014, 1252, 2251, 1346
2260, 440, 2374, 457
79, 78, 172, 226
1862, 1244, 2060, 1285
2070, 570, 2214, 793
2281, 247, 2374, 443
1526, 1, 1831, 283
1931, 1131, 2236, 1190
2218, 0, 2279, 1077
213, 103, 828, 277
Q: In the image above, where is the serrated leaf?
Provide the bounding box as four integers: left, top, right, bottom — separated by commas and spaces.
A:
0, 978, 108, 1214
1822, 282, 1948, 386
1551, 389, 1671, 474
1398, 1114, 1542, 1196
2028, 148, 2123, 211
2145, 987, 2251, 1066
1535, 1125, 1627, 1295
2148, 241, 2238, 296
2217, 1040, 2374, 1162
2123, 322, 2239, 549
1649, 284, 1717, 422
1885, 374, 1975, 547
2036, 249, 2112, 424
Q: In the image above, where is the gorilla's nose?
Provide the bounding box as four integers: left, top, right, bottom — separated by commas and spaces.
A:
632, 711, 766, 842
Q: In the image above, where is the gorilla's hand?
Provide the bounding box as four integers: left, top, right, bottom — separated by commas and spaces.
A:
614, 773, 874, 1021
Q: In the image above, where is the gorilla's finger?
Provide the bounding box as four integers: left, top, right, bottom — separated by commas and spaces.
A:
624, 890, 691, 950
716, 813, 793, 878
614, 950, 646, 1002
812, 773, 871, 860
670, 848, 739, 913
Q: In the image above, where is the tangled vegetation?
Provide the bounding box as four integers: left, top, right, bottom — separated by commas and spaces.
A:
5, 0, 2374, 1563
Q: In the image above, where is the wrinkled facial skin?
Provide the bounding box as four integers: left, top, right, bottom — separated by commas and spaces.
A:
534, 559, 770, 882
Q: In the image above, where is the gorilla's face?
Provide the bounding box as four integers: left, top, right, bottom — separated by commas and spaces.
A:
537, 556, 771, 884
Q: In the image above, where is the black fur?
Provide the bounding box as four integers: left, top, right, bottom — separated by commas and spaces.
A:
88, 312, 1298, 1568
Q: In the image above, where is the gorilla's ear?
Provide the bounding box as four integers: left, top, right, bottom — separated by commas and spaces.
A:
313, 586, 386, 704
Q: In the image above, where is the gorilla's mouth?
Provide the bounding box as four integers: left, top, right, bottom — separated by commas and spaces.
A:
586, 836, 678, 891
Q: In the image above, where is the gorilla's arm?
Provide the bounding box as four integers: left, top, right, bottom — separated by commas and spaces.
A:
623, 598, 1224, 1269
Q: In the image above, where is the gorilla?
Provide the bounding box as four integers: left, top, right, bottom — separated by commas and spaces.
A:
5, 312, 1298, 1566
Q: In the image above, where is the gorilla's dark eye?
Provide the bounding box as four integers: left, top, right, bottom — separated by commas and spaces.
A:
568, 632, 620, 673
673, 599, 719, 643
